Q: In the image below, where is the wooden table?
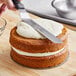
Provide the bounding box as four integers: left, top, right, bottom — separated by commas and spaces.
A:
0, 10, 76, 76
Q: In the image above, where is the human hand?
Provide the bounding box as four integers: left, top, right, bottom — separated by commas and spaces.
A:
0, 0, 15, 10
0, 0, 17, 15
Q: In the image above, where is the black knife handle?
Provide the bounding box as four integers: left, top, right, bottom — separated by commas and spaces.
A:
12, 0, 25, 9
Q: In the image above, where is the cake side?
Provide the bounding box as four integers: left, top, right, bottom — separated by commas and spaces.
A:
11, 47, 68, 68
10, 27, 68, 53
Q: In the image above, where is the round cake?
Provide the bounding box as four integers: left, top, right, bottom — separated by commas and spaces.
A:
10, 18, 68, 68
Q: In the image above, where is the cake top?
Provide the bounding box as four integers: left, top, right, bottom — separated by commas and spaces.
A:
16, 18, 63, 39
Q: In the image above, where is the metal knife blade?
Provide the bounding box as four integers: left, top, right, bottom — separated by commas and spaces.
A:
19, 9, 62, 43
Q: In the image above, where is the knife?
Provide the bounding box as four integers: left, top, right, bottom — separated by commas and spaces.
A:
12, 0, 62, 43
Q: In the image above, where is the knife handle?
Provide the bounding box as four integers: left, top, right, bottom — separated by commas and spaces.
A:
12, 0, 25, 9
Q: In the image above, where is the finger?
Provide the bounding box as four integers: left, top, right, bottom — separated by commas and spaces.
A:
0, 0, 3, 3
0, 4, 6, 15
7, 0, 22, 10
6, 0, 15, 9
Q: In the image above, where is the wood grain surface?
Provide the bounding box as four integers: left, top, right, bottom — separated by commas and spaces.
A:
0, 9, 76, 76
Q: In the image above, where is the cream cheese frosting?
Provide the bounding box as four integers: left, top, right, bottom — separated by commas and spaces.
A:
12, 46, 65, 57
16, 18, 63, 39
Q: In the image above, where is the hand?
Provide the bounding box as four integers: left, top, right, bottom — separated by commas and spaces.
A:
0, 0, 17, 15
0, 0, 15, 10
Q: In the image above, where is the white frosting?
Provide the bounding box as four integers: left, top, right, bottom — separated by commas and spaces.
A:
12, 46, 65, 57
16, 18, 63, 39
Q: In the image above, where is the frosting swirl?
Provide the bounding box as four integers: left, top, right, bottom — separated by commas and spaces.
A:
16, 18, 63, 39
